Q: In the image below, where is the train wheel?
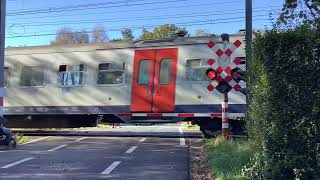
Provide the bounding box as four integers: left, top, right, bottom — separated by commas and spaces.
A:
200, 127, 221, 139
198, 118, 222, 139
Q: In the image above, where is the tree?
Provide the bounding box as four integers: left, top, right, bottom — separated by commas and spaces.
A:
51, 28, 73, 45
73, 30, 89, 44
278, 0, 320, 27
140, 24, 188, 40
92, 26, 108, 43
140, 28, 154, 40
121, 28, 134, 41
194, 29, 212, 36
51, 28, 89, 45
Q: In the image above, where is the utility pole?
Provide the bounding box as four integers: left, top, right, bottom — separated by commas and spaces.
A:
245, 0, 252, 105
0, 0, 5, 125
246, 0, 252, 67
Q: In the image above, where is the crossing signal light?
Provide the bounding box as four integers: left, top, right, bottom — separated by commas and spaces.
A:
231, 67, 247, 95
231, 67, 246, 82
206, 68, 217, 80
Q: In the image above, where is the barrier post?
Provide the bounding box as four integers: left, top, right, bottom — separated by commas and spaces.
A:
222, 93, 229, 139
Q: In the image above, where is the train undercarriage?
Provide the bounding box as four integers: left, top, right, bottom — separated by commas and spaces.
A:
4, 114, 245, 138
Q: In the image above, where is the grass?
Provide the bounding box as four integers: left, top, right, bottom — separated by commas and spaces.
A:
14, 133, 31, 144
181, 122, 200, 131
97, 123, 111, 128
206, 136, 254, 180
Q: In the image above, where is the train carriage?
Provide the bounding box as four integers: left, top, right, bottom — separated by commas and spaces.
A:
3, 31, 247, 137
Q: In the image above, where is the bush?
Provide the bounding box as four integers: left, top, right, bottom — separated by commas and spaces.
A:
245, 28, 320, 179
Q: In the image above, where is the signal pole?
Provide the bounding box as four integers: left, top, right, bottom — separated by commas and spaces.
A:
0, 0, 5, 125
245, 0, 252, 109
246, 0, 252, 66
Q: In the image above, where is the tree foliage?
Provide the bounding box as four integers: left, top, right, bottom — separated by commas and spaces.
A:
92, 26, 108, 43
244, 28, 320, 180
140, 24, 188, 40
194, 29, 212, 36
121, 28, 134, 41
51, 28, 89, 45
278, 0, 320, 27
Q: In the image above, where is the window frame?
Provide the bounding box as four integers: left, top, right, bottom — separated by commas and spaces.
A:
96, 61, 126, 87
185, 58, 210, 84
58, 64, 86, 88
159, 58, 172, 85
137, 59, 151, 85
19, 65, 47, 88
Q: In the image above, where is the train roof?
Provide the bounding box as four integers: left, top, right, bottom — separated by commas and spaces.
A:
6, 31, 245, 56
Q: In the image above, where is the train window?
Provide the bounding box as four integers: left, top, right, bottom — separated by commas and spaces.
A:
97, 62, 125, 85
4, 67, 10, 87
20, 66, 46, 87
159, 59, 172, 84
138, 60, 151, 85
58, 64, 85, 87
185, 59, 208, 81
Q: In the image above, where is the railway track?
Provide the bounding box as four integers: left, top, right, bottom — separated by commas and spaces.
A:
12, 129, 246, 139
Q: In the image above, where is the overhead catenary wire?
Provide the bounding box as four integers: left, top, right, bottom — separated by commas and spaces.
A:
6, 0, 241, 16
7, 2, 279, 21
8, 0, 144, 13
8, 8, 281, 27
6, 17, 275, 39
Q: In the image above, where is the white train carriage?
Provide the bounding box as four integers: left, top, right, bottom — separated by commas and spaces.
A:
3, 32, 246, 135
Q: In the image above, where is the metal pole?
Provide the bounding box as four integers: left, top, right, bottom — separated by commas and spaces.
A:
245, 0, 252, 117
222, 93, 229, 139
246, 0, 252, 67
0, 0, 5, 126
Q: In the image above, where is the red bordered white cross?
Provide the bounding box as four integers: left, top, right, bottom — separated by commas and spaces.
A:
206, 40, 243, 91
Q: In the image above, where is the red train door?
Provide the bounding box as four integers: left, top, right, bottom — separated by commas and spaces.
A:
131, 48, 178, 113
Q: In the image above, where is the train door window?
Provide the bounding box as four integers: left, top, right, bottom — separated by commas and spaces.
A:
20, 65, 46, 87
185, 59, 208, 81
4, 67, 10, 87
97, 62, 125, 85
159, 59, 172, 84
58, 64, 85, 87
138, 60, 151, 85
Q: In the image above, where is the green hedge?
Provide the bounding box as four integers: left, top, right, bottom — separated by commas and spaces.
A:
244, 28, 320, 179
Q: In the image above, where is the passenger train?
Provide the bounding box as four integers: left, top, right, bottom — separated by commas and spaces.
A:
4, 31, 247, 137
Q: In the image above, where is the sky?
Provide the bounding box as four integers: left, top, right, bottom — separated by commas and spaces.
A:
5, 0, 285, 47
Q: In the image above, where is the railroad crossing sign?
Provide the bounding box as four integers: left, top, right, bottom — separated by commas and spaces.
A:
208, 40, 242, 66
205, 34, 245, 139
206, 39, 243, 93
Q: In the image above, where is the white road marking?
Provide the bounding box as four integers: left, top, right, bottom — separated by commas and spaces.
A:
47, 144, 67, 152
125, 146, 138, 154
75, 137, 88, 142
138, 137, 146, 143
179, 128, 186, 146
20, 136, 50, 145
1, 157, 34, 169
101, 161, 121, 175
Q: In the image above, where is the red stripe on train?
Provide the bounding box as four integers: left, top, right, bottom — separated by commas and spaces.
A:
210, 113, 221, 117
178, 113, 194, 117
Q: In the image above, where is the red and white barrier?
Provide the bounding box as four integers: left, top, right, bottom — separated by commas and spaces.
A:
116, 112, 244, 118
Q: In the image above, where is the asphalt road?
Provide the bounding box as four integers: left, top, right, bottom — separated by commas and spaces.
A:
0, 135, 191, 180
13, 123, 202, 138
